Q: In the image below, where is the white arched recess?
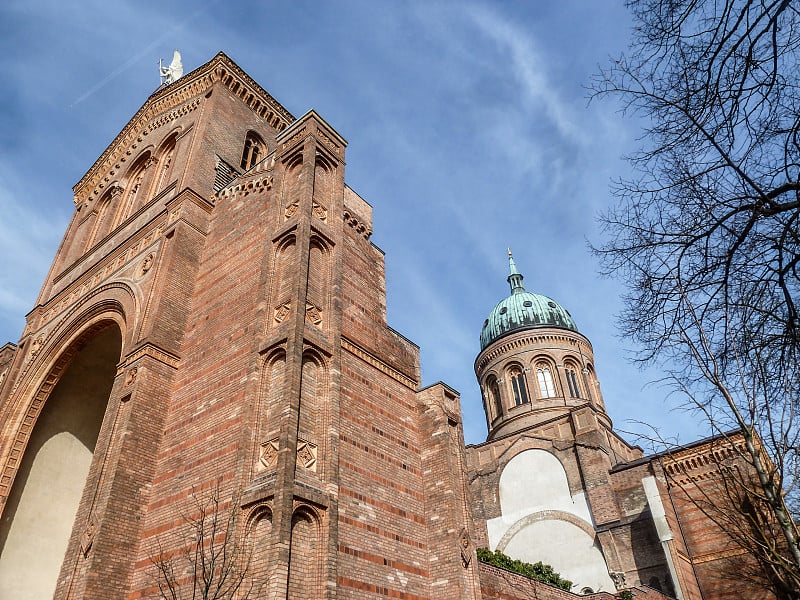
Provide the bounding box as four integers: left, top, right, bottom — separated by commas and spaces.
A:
487, 449, 615, 593
0, 323, 123, 600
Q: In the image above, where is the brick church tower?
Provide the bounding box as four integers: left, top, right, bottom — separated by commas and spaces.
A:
0, 53, 480, 599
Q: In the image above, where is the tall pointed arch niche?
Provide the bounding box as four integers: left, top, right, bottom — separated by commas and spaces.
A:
0, 325, 122, 600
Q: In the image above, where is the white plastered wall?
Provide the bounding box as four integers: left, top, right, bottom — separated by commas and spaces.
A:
487, 449, 615, 593
0, 432, 96, 599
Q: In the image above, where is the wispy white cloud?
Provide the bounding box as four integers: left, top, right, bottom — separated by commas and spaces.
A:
68, 1, 221, 106
464, 4, 587, 145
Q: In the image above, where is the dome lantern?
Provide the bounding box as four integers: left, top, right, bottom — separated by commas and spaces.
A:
507, 248, 525, 294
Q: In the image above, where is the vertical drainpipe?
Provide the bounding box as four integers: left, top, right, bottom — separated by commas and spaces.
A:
642, 475, 685, 600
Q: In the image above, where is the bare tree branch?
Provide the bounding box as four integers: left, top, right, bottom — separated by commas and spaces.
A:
150, 484, 263, 600
591, 1, 800, 596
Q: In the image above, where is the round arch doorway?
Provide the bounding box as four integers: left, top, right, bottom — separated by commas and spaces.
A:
0, 324, 122, 600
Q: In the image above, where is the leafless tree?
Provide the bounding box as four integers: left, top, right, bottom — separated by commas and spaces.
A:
591, 0, 800, 595
650, 294, 800, 596
666, 443, 799, 596
150, 484, 263, 600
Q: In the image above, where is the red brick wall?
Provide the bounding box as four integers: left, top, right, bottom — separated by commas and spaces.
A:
337, 350, 430, 598
478, 563, 674, 600
667, 480, 774, 600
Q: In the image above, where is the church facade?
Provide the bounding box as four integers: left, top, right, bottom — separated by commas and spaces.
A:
0, 53, 767, 599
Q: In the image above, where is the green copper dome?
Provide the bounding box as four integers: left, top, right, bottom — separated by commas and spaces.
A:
479, 253, 578, 350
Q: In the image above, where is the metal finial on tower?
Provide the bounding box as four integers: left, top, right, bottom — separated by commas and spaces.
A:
507, 250, 525, 293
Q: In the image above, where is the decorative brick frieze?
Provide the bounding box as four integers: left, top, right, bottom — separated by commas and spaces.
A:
48, 219, 165, 302
662, 438, 747, 487
118, 342, 180, 372
74, 54, 294, 206
211, 61, 293, 129
343, 209, 373, 240
475, 331, 593, 372
215, 171, 274, 201
146, 97, 202, 134
341, 337, 417, 389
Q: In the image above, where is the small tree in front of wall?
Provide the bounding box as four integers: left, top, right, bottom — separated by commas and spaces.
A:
150, 484, 264, 600
476, 547, 572, 591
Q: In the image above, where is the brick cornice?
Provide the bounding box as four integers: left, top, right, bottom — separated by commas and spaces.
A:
343, 209, 372, 240
662, 435, 747, 486
475, 329, 593, 373
74, 52, 295, 206
119, 342, 180, 371
341, 337, 417, 390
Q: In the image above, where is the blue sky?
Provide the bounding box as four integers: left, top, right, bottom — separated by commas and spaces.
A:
0, 1, 706, 447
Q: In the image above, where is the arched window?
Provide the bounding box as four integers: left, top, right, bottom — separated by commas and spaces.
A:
485, 375, 503, 419
84, 187, 117, 251
565, 365, 581, 398
240, 131, 265, 170
153, 134, 177, 194
584, 364, 603, 408
112, 153, 152, 229
125, 174, 143, 212
536, 365, 555, 398
508, 366, 529, 406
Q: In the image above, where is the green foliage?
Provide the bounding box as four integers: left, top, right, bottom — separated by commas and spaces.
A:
476, 547, 572, 591
619, 591, 633, 600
